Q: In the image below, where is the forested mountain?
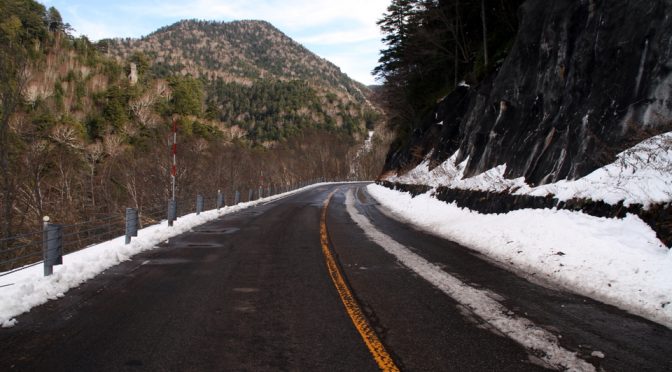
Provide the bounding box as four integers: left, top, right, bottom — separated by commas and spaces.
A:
108, 20, 376, 142
0, 0, 389, 245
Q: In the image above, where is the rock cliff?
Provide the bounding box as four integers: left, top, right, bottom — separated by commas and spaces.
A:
383, 0, 672, 186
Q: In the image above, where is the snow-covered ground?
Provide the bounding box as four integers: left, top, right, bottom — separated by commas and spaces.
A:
367, 184, 672, 328
0, 184, 323, 328
528, 132, 672, 207
388, 131, 672, 208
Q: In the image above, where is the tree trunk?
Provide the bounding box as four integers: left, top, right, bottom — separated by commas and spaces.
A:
481, 0, 489, 67
0, 110, 13, 242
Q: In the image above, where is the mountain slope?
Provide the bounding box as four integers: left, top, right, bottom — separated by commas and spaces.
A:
109, 20, 376, 142
117, 20, 367, 99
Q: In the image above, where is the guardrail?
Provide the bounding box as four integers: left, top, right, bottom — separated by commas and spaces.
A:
0, 179, 327, 277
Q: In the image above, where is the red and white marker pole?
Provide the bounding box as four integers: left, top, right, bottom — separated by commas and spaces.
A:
171, 118, 177, 201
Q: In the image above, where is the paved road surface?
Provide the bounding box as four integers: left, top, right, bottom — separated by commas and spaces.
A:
0, 183, 670, 371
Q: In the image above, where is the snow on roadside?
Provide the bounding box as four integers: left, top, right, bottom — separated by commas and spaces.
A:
387, 151, 531, 193
0, 184, 323, 328
526, 132, 672, 207
387, 131, 672, 207
367, 184, 672, 328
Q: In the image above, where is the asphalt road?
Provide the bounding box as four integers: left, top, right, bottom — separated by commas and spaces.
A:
0, 183, 670, 371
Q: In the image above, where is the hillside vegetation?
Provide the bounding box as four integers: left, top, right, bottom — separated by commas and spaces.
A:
0, 0, 389, 244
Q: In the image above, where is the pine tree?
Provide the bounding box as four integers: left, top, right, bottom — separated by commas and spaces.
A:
373, 0, 417, 81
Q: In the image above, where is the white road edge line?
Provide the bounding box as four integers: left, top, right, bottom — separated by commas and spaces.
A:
344, 189, 595, 372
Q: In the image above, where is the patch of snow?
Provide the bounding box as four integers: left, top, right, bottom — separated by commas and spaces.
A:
388, 151, 530, 193
591, 351, 605, 359
367, 184, 672, 329
452, 164, 530, 193
0, 183, 325, 328
526, 131, 672, 207
364, 130, 375, 151
458, 81, 470, 87
387, 151, 462, 187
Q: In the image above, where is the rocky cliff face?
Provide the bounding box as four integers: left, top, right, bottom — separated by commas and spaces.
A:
384, 0, 672, 186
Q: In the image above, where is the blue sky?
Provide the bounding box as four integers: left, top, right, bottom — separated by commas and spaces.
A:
41, 0, 388, 85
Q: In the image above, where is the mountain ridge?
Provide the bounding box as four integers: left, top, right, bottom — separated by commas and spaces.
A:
106, 19, 377, 142
111, 19, 369, 102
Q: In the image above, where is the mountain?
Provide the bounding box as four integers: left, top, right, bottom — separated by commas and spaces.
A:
107, 20, 377, 142
113, 20, 368, 100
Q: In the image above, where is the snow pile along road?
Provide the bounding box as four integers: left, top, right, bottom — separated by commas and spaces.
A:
367, 184, 672, 328
388, 131, 672, 208
526, 131, 672, 207
0, 184, 322, 328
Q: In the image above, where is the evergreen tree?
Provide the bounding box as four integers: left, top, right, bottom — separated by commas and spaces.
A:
374, 0, 523, 138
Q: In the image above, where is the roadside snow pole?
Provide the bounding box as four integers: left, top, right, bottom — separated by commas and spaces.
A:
234, 190, 240, 205
43, 217, 63, 277
248, 189, 253, 202
196, 194, 204, 215
217, 190, 224, 210
125, 208, 138, 244
259, 186, 263, 199
171, 118, 177, 202
168, 200, 177, 227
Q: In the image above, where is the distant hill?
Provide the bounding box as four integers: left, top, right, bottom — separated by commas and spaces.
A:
108, 20, 378, 142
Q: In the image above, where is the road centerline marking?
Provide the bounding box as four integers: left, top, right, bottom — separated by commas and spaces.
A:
320, 191, 400, 372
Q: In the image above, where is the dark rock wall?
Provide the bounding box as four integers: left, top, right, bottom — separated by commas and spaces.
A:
384, 0, 672, 186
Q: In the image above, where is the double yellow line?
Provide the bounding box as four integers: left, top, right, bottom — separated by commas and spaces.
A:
320, 191, 400, 372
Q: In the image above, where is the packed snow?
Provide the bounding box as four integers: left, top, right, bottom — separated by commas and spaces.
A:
367, 184, 672, 328
0, 184, 322, 328
387, 151, 530, 193
527, 132, 672, 207
387, 131, 672, 207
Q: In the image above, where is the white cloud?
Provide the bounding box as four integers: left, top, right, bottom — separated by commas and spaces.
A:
297, 26, 382, 46
121, 0, 387, 31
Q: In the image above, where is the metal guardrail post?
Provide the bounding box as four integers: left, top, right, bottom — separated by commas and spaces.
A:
125, 208, 138, 244
217, 190, 224, 209
168, 199, 177, 226
43, 220, 63, 277
196, 194, 204, 215
234, 190, 240, 205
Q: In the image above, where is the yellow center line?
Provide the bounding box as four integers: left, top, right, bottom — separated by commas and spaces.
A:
320, 191, 400, 372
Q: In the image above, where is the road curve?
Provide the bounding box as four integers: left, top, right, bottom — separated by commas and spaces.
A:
0, 183, 670, 371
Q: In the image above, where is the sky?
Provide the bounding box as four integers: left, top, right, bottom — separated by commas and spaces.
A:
40, 0, 389, 85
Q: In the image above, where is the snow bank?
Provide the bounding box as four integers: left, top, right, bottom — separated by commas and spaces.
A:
387, 151, 531, 193
387, 131, 672, 207
527, 132, 672, 207
0, 184, 322, 328
367, 184, 672, 328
